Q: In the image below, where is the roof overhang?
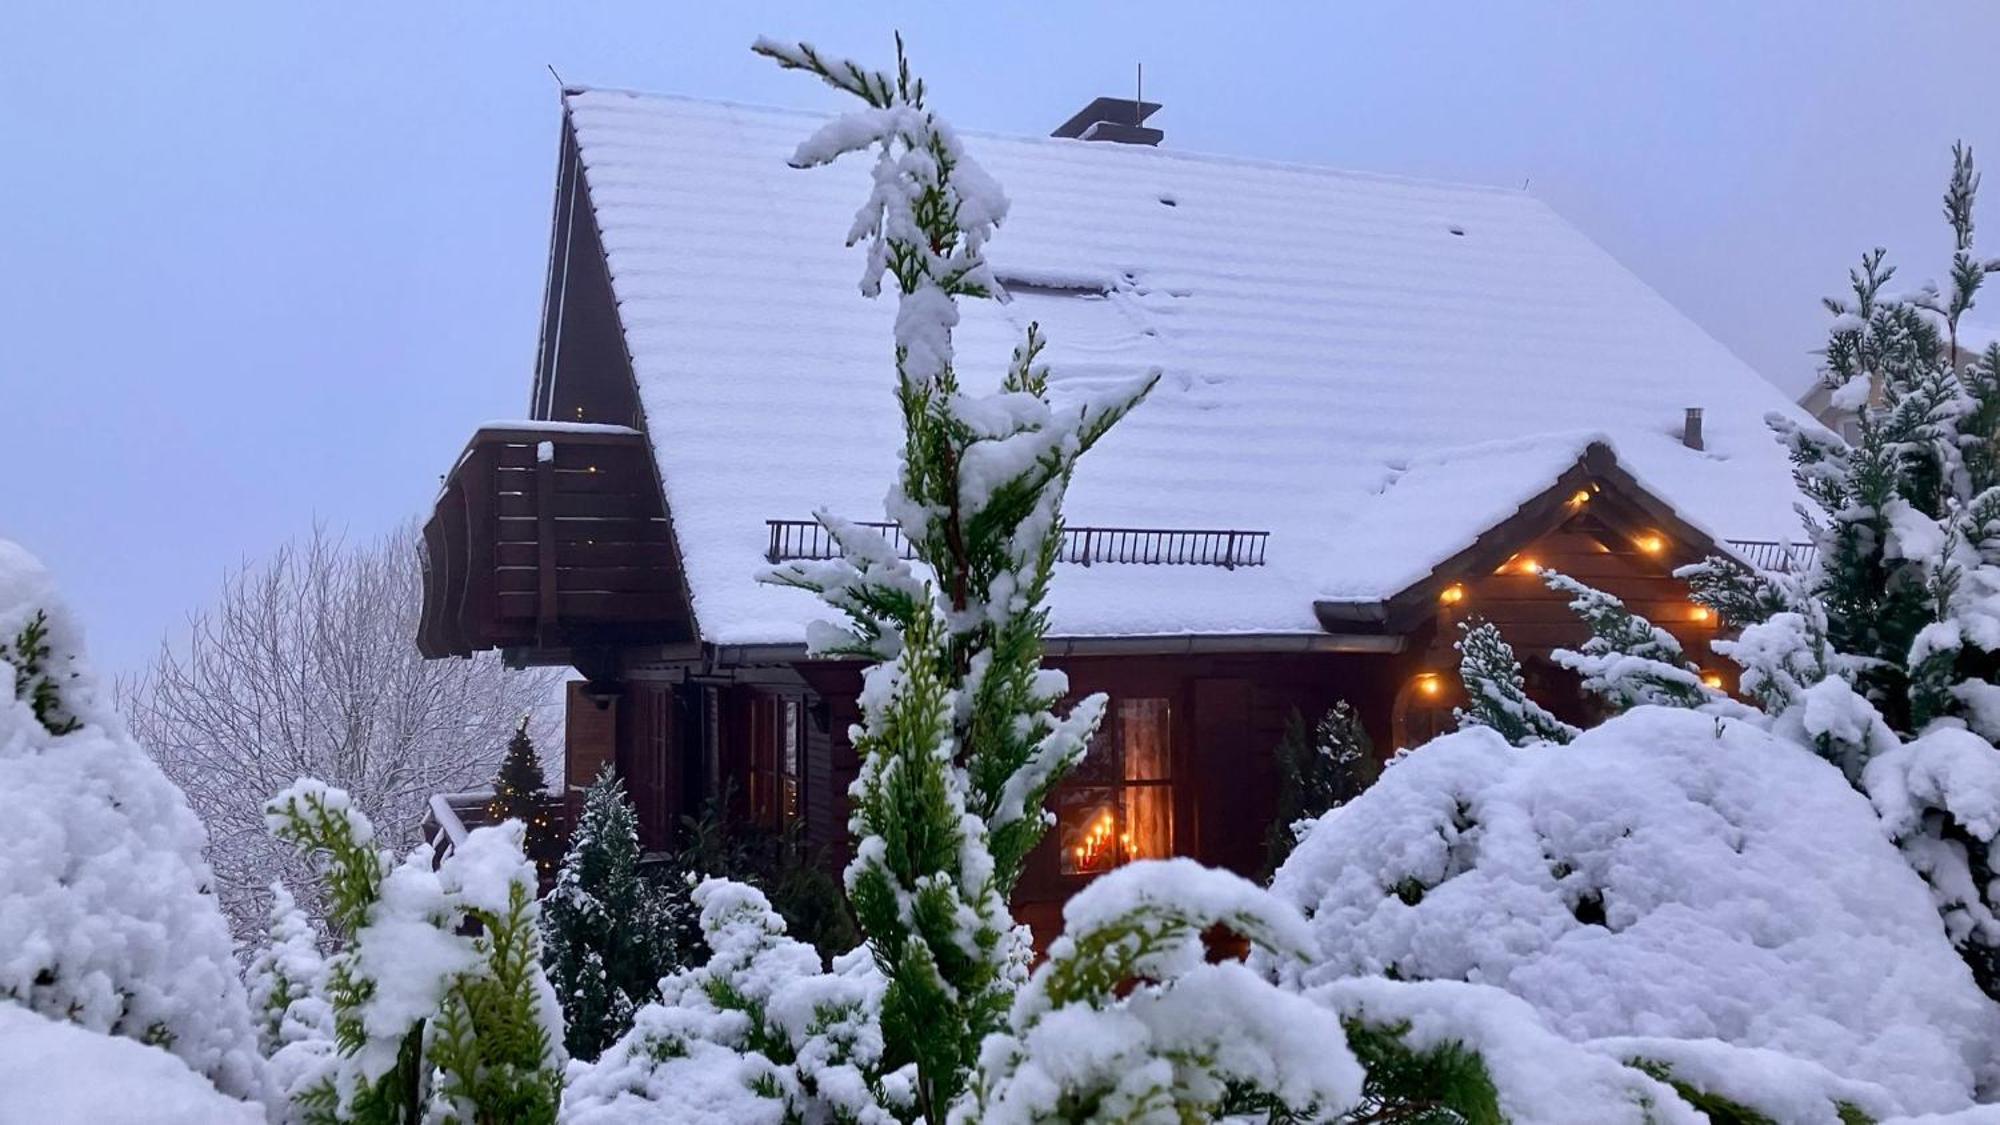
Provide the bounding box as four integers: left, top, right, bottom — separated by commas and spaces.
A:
1314, 442, 1742, 635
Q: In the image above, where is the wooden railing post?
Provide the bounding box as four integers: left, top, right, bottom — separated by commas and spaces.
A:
536, 442, 559, 640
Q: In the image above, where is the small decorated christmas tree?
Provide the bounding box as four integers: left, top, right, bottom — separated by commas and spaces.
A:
487, 718, 557, 878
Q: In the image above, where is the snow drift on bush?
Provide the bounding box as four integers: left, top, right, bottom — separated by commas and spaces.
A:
0, 1002, 264, 1124
1266, 706, 1999, 1114
0, 539, 266, 1103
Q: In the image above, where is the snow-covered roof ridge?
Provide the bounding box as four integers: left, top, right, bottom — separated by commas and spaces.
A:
563, 86, 1537, 200
563, 88, 1814, 644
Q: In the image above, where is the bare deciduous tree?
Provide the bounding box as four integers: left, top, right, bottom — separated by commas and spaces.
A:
122, 523, 563, 941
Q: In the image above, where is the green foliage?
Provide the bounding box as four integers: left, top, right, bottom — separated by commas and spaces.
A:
8, 609, 79, 735
267, 782, 563, 1124
1677, 556, 1795, 630
1454, 618, 1577, 746
542, 768, 688, 1061
1267, 702, 1377, 873
431, 873, 562, 1125
1339, 1019, 1502, 1125
1624, 1059, 1779, 1125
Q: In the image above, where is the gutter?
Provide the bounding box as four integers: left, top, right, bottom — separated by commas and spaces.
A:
702, 631, 1404, 668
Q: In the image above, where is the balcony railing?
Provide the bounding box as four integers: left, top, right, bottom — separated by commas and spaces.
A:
766, 520, 1269, 569
1724, 539, 1818, 573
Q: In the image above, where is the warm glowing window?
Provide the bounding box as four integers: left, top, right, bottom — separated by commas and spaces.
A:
1056, 698, 1173, 876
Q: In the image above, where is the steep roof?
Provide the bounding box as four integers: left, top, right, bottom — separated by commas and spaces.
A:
560, 89, 1812, 646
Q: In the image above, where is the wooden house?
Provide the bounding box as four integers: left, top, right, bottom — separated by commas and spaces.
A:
417, 90, 1815, 931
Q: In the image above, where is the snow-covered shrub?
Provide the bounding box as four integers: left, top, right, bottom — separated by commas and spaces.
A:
1454, 617, 1576, 745
246, 880, 334, 1059
1268, 707, 1999, 1115
563, 878, 910, 1125
960, 860, 1362, 1123
266, 780, 564, 1123
1867, 726, 2000, 1000
748, 34, 1153, 1119
542, 767, 686, 1061
0, 538, 267, 1106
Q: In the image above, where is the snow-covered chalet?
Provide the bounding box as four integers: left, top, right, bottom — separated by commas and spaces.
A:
417, 90, 1815, 928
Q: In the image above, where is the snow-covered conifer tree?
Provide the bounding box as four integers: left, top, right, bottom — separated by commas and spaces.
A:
1266, 701, 1376, 871
1542, 569, 1723, 712
541, 767, 683, 1061
246, 881, 330, 1056
0, 538, 268, 1107
1454, 617, 1577, 745
750, 35, 1154, 1121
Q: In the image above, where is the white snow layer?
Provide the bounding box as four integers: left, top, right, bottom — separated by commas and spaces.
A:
561, 89, 1814, 645
0, 1002, 264, 1125
1267, 707, 2000, 1115
0, 539, 268, 1107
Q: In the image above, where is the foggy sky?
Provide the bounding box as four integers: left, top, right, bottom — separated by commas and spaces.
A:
6, 1, 1998, 674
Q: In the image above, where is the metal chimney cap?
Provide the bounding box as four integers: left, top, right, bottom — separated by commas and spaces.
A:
1052, 97, 1163, 141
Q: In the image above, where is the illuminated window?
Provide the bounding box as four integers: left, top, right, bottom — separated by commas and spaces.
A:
1056, 699, 1173, 876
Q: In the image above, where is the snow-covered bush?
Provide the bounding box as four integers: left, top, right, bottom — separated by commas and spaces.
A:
0, 538, 268, 1107
246, 880, 334, 1059
961, 860, 1361, 1123
266, 779, 564, 1123
1267, 707, 2000, 1115
747, 34, 1153, 1120
564, 877, 910, 1125
0, 1001, 267, 1125
541, 767, 686, 1061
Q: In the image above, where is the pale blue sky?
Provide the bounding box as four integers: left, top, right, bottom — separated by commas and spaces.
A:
5, 1, 1998, 673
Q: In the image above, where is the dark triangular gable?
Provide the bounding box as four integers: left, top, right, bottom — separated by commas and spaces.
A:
1315, 442, 1739, 637
526, 105, 702, 651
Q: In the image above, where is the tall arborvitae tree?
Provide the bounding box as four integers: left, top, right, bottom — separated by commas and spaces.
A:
1454, 617, 1577, 746
487, 720, 557, 879
753, 35, 1154, 1123
1266, 701, 1377, 872
541, 768, 685, 1061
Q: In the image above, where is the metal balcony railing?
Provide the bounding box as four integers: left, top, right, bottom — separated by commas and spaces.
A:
766, 520, 1269, 569
1724, 539, 1818, 573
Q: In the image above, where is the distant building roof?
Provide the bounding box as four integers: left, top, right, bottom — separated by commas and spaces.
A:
561, 89, 1812, 644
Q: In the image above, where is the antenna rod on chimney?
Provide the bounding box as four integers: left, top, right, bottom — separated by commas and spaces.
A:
1136, 63, 1142, 125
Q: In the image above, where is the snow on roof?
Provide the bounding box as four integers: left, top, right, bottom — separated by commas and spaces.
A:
564, 90, 1811, 645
